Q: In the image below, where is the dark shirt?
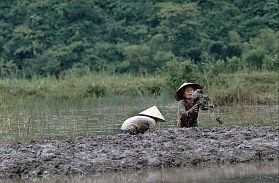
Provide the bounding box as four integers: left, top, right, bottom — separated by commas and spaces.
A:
177, 99, 198, 128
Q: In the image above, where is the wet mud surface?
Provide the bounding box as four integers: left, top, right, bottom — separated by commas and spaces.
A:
0, 125, 278, 179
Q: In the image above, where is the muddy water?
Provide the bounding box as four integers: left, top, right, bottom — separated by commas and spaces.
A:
0, 98, 278, 181
0, 96, 278, 143
1, 161, 278, 183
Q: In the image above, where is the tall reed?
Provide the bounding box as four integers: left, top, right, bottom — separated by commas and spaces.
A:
0, 71, 277, 105
205, 71, 278, 105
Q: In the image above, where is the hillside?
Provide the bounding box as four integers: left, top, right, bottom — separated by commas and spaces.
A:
0, 0, 278, 77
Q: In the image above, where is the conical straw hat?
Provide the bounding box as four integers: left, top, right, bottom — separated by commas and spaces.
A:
138, 106, 166, 122
175, 82, 202, 101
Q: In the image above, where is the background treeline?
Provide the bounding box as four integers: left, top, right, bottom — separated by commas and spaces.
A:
0, 0, 278, 79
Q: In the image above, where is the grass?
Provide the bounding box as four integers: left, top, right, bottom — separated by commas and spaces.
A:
0, 71, 278, 104
205, 71, 278, 105
0, 73, 166, 100
0, 71, 278, 106
0, 96, 277, 144
0, 71, 278, 143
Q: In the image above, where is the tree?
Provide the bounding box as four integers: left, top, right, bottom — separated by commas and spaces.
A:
208, 41, 226, 59
122, 44, 152, 74
226, 43, 242, 58
250, 28, 278, 54
0, 58, 18, 78
164, 59, 200, 89
29, 41, 85, 76
245, 49, 265, 70
156, 2, 201, 56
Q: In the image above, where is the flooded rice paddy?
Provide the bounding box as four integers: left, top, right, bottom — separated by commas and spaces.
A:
0, 96, 278, 143
0, 96, 278, 182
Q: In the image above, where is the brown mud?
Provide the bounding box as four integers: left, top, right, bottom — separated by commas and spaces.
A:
0, 125, 278, 179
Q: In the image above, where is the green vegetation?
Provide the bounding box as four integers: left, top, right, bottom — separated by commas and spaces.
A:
0, 73, 165, 100
206, 71, 278, 105
0, 0, 278, 77
0, 1, 278, 143
0, 0, 277, 104
0, 1, 278, 98
0, 91, 277, 143
0, 71, 277, 106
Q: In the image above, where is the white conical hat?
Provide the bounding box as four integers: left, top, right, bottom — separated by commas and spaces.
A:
138, 106, 166, 122
175, 82, 202, 101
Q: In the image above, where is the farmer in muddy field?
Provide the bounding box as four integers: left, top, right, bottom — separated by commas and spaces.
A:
120, 106, 165, 135
175, 82, 210, 128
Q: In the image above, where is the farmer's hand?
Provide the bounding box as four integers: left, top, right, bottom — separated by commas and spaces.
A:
188, 104, 199, 113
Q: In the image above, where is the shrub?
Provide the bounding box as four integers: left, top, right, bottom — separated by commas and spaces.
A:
226, 43, 242, 58
163, 59, 200, 89
226, 56, 242, 73
262, 54, 278, 71
244, 49, 265, 70
82, 85, 107, 98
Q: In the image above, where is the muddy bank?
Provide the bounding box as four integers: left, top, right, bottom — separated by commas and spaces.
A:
0, 125, 278, 179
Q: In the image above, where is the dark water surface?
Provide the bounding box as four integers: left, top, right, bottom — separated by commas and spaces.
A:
60, 161, 279, 183
2, 161, 277, 183
1, 96, 278, 143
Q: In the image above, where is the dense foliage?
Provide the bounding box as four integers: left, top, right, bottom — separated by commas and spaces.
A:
0, 0, 278, 81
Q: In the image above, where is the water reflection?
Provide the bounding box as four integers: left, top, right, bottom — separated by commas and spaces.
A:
6, 161, 278, 183
71, 161, 278, 183
0, 96, 278, 143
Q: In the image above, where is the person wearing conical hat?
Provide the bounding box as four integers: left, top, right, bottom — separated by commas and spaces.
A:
120, 106, 165, 135
175, 82, 202, 128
